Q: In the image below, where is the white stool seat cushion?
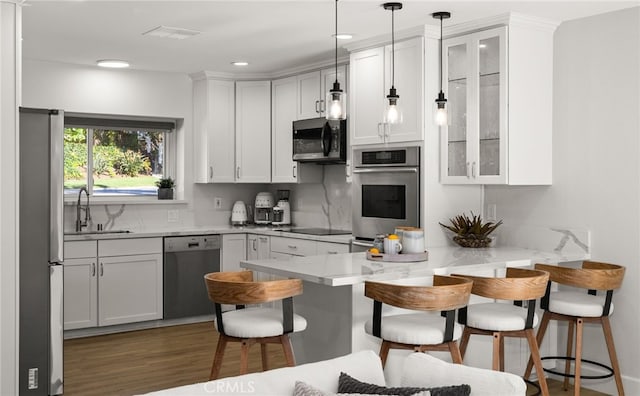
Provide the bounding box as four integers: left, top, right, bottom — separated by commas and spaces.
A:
217, 307, 307, 338
548, 291, 613, 317
466, 303, 539, 331
364, 312, 463, 345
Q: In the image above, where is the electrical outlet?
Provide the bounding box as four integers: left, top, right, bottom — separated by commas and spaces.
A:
214, 197, 223, 210
167, 210, 178, 223
486, 204, 497, 222
28, 368, 38, 389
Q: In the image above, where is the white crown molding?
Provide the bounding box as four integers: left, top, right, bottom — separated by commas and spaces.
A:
443, 12, 560, 38
343, 25, 425, 53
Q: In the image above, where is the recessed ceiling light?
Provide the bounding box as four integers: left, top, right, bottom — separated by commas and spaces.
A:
334, 33, 353, 40
143, 26, 201, 40
232, 61, 249, 66
96, 59, 130, 68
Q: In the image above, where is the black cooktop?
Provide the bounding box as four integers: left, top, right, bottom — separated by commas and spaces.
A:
288, 228, 352, 236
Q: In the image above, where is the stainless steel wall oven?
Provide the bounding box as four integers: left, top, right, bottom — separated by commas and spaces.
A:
351, 146, 420, 252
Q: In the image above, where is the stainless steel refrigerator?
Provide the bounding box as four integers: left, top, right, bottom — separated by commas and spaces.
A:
19, 107, 64, 395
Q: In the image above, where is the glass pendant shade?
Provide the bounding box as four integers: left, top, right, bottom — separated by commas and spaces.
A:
326, 82, 347, 120
384, 87, 403, 124
435, 90, 448, 125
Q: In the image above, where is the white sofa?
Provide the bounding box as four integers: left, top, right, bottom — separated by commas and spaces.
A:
142, 350, 526, 396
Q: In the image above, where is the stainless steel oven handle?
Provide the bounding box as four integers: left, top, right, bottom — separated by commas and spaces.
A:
352, 240, 374, 248
352, 167, 418, 174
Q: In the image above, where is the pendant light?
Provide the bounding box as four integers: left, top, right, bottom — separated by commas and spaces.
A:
383, 2, 403, 125
433, 11, 451, 126
326, 0, 346, 120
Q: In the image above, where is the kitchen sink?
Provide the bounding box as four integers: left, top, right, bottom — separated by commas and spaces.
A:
64, 229, 131, 235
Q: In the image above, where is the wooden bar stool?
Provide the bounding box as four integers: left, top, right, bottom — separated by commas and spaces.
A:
452, 268, 550, 396
364, 275, 473, 367
524, 261, 625, 396
203, 271, 307, 380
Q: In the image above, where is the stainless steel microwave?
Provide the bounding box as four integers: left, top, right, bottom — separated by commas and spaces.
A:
292, 117, 347, 163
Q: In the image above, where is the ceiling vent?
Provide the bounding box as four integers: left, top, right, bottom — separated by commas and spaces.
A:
142, 26, 201, 40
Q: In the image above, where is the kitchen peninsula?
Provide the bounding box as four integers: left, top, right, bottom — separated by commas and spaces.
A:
241, 246, 590, 372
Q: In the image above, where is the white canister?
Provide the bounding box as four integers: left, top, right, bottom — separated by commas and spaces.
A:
383, 235, 403, 255
402, 229, 425, 254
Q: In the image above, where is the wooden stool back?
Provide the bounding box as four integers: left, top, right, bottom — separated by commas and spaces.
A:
204, 271, 303, 305
454, 268, 549, 301
535, 261, 624, 291
364, 275, 473, 311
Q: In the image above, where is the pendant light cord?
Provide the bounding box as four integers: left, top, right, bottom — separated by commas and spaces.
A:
391, 7, 395, 88
438, 15, 443, 91
335, 0, 338, 79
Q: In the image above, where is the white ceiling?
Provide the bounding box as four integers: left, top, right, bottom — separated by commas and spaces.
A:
22, 1, 638, 75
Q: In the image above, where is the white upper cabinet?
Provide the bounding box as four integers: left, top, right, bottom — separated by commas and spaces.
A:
349, 36, 424, 146
297, 65, 347, 120
192, 77, 235, 183
271, 76, 322, 183
235, 80, 272, 183
441, 18, 555, 185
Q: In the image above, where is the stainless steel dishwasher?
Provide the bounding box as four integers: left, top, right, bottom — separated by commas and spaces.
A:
163, 235, 221, 319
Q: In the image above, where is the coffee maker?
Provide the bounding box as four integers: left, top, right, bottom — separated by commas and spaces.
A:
272, 190, 291, 226
254, 192, 274, 225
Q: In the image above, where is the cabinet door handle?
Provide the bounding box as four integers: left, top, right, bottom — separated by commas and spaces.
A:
319, 99, 325, 114
327, 251, 338, 255
472, 161, 476, 178
100, 262, 104, 277
287, 245, 298, 250
384, 123, 390, 139
315, 100, 320, 114
260, 237, 268, 242
209, 166, 213, 180
293, 164, 297, 178
466, 162, 471, 178
91, 262, 96, 276
236, 166, 240, 179
377, 123, 383, 138
252, 239, 257, 250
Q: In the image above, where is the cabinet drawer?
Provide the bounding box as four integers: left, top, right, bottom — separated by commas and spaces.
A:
64, 241, 97, 259
316, 241, 349, 255
98, 237, 162, 257
270, 236, 316, 256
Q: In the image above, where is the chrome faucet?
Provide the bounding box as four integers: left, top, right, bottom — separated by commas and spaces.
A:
75, 187, 91, 232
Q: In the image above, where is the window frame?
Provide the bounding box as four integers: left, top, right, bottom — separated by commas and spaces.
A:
63, 113, 178, 202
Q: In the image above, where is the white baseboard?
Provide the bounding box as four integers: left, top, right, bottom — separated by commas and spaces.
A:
64, 315, 214, 339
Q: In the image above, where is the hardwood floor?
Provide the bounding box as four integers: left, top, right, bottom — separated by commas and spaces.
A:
64, 322, 610, 396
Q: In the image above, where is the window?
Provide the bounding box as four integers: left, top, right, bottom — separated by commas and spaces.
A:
64, 115, 176, 197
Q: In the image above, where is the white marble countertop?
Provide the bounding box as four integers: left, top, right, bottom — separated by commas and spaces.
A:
63, 225, 353, 244
241, 246, 590, 286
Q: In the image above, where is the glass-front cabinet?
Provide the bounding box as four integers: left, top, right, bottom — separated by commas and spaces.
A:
441, 26, 507, 184
440, 16, 556, 186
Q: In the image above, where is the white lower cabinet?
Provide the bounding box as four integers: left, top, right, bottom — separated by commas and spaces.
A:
222, 234, 247, 272
270, 236, 349, 258
63, 238, 163, 330
64, 255, 98, 330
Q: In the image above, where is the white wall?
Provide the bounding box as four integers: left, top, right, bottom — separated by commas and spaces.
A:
485, 7, 640, 394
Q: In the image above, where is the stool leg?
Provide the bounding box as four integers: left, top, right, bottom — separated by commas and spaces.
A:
492, 332, 501, 371
574, 318, 583, 396
459, 327, 471, 360
260, 343, 269, 371
379, 340, 391, 367
448, 341, 463, 364
240, 339, 251, 375
499, 335, 505, 372
563, 321, 575, 391
601, 317, 625, 396
525, 328, 550, 396
209, 333, 228, 380
525, 311, 550, 380
280, 335, 296, 367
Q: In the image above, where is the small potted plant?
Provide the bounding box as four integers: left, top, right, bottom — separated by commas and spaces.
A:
439, 212, 502, 248
155, 177, 175, 200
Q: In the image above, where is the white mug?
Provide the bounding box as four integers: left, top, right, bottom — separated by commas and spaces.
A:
384, 236, 402, 255
402, 229, 425, 254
